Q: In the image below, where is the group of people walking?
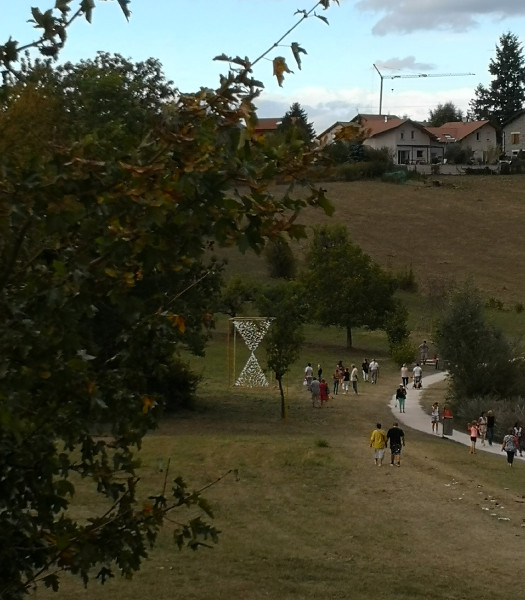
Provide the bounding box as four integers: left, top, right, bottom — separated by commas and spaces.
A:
370, 422, 405, 467
331, 360, 377, 395
466, 410, 523, 466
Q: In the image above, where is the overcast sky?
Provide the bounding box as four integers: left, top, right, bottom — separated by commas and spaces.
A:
3, 0, 525, 134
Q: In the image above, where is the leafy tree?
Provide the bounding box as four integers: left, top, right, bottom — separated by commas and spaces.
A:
1, 52, 175, 163
427, 102, 464, 127
469, 32, 525, 126
384, 299, 410, 349
219, 275, 260, 319
257, 282, 307, 418
277, 102, 316, 144
0, 1, 338, 596
434, 282, 519, 399
301, 225, 396, 348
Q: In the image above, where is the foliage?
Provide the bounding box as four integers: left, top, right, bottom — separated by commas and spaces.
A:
219, 275, 260, 318
320, 140, 366, 164
214, 0, 339, 86
256, 282, 307, 417
445, 142, 474, 164
395, 264, 418, 293
427, 102, 464, 127
0, 1, 338, 596
154, 356, 202, 412
390, 340, 417, 368
469, 32, 525, 127
277, 102, 316, 145
264, 237, 297, 280
0, 1, 131, 70
384, 300, 410, 349
301, 225, 396, 348
434, 282, 520, 399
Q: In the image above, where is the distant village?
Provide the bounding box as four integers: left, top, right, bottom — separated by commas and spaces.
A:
255, 111, 525, 166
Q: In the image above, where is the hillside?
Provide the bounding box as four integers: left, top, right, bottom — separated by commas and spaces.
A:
220, 175, 525, 306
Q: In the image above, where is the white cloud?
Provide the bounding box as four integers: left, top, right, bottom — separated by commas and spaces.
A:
356, 0, 525, 35
374, 56, 437, 72
256, 85, 475, 134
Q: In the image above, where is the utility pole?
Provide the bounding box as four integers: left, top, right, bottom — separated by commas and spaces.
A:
373, 64, 475, 116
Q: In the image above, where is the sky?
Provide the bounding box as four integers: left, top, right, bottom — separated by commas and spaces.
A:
3, 0, 525, 135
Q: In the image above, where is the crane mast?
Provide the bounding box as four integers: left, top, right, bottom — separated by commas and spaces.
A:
373, 64, 475, 115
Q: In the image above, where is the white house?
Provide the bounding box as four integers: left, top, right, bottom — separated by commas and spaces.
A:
351, 114, 444, 165
425, 121, 497, 163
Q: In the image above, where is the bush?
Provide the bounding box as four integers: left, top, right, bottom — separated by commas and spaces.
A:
152, 357, 201, 412
390, 340, 417, 367
445, 142, 473, 164
435, 283, 519, 399
264, 238, 297, 280
396, 264, 418, 292
451, 396, 525, 444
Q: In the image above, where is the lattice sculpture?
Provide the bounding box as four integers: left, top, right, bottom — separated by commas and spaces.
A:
232, 318, 273, 387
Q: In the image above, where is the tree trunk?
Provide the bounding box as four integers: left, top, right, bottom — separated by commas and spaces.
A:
277, 376, 286, 419
346, 326, 353, 349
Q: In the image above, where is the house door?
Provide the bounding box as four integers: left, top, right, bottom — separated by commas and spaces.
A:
398, 150, 409, 165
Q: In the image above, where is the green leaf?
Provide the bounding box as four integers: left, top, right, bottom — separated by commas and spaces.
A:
315, 14, 329, 25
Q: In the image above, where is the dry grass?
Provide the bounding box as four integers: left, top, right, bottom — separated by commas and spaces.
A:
224, 175, 525, 305
35, 176, 525, 599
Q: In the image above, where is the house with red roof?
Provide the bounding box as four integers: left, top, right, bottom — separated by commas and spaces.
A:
350, 114, 444, 165
253, 117, 283, 137
425, 121, 497, 163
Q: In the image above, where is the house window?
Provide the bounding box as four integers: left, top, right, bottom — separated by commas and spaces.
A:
511, 132, 520, 145
411, 131, 415, 139
476, 132, 480, 141
400, 132, 404, 140
416, 150, 423, 158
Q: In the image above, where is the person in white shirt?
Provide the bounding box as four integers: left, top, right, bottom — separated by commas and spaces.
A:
350, 365, 359, 395
304, 362, 313, 390
369, 359, 379, 384
413, 363, 423, 388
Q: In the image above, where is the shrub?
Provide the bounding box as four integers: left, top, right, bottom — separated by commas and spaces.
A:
515, 302, 524, 314
445, 142, 473, 164
264, 238, 297, 280
452, 396, 525, 444
390, 340, 417, 367
154, 357, 201, 412
396, 264, 418, 292
486, 296, 505, 311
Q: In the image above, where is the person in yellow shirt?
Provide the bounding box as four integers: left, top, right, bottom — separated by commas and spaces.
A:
370, 423, 387, 467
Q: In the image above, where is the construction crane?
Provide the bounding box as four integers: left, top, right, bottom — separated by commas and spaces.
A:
373, 64, 475, 115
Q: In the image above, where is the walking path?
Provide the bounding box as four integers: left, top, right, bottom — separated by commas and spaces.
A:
388, 370, 525, 461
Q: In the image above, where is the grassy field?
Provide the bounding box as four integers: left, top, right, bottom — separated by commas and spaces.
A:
36, 176, 525, 600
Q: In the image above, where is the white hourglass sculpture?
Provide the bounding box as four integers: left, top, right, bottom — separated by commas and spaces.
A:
232, 318, 273, 387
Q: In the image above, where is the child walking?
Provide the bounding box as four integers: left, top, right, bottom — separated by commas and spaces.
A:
431, 402, 440, 433
468, 421, 479, 454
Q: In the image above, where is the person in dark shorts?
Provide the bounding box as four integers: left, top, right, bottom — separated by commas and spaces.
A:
387, 422, 405, 467
486, 410, 496, 446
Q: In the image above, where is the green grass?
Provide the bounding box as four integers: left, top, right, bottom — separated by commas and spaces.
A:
38, 176, 525, 599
